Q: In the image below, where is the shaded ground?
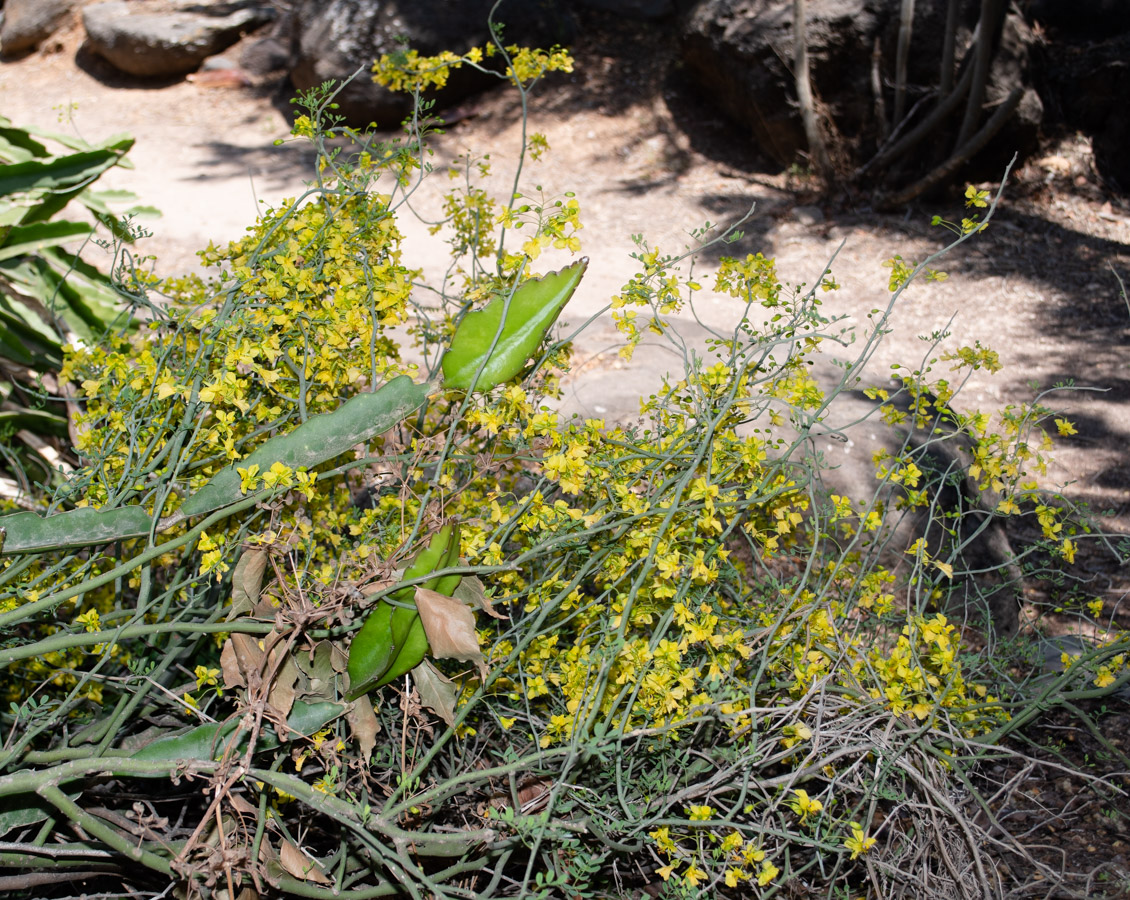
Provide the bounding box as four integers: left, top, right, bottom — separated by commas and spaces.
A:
1, 5, 1128, 895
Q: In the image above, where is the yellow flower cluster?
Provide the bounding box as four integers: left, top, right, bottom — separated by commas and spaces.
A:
373, 43, 573, 94
650, 820, 780, 890
63, 189, 416, 516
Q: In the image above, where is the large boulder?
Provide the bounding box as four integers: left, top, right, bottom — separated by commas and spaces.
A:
680, 0, 1041, 183
288, 0, 576, 128
82, 0, 274, 78
0, 0, 76, 55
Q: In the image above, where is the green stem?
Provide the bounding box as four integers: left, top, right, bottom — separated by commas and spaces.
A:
37, 784, 174, 875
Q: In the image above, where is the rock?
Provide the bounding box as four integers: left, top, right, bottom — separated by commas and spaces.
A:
288, 0, 576, 128
82, 0, 275, 78
681, 0, 891, 167
793, 204, 824, 225
241, 34, 289, 75
240, 4, 294, 75
201, 54, 238, 72
680, 0, 1042, 184
0, 0, 76, 55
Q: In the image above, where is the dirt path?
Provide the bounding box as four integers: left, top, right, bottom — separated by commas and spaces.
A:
2, 13, 1129, 537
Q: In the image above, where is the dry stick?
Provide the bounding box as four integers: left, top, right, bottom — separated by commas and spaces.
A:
0, 871, 117, 892
871, 37, 888, 143
893, 0, 917, 127
955, 0, 1007, 150
793, 0, 831, 178
862, 49, 976, 176
939, 0, 960, 95
875, 87, 1022, 208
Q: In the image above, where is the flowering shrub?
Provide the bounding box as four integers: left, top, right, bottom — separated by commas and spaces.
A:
0, 36, 1127, 900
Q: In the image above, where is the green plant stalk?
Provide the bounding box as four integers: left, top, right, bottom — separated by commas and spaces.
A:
37, 784, 174, 876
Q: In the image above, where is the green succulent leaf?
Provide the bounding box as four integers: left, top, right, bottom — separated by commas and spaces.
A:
0, 376, 432, 555
179, 374, 431, 518
129, 700, 345, 762
441, 258, 587, 391
346, 524, 461, 699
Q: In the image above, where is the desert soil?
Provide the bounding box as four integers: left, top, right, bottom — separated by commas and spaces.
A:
2, 7, 1129, 894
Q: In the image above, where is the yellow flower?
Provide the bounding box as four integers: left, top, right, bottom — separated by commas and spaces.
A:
75, 609, 101, 632
964, 184, 990, 208
650, 826, 677, 854
237, 464, 261, 493
683, 865, 706, 887
788, 788, 823, 822
687, 804, 713, 821
844, 822, 876, 859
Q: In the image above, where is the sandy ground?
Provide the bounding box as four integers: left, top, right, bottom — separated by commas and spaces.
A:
2, 14, 1130, 536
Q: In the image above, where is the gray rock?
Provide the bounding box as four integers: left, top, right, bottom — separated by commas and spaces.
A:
239, 5, 293, 75
82, 0, 274, 78
793, 205, 824, 225
240, 34, 289, 75
0, 0, 76, 55
201, 54, 238, 71
289, 0, 576, 128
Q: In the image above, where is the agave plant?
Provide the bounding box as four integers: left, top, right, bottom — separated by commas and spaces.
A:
0, 114, 155, 504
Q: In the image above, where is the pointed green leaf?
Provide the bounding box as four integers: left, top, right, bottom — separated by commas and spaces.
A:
0, 408, 68, 437
346, 601, 398, 701
441, 258, 587, 391
0, 793, 80, 838
0, 142, 133, 198
0, 122, 49, 162
0, 221, 93, 262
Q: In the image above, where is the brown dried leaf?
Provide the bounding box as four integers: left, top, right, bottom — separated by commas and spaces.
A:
328, 641, 349, 674
357, 575, 397, 598
346, 694, 380, 764
229, 548, 269, 619
454, 575, 507, 620
415, 587, 487, 679
219, 638, 245, 690
266, 652, 300, 726
227, 792, 257, 816
221, 633, 265, 690
294, 640, 339, 700
278, 839, 331, 884
413, 660, 458, 726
